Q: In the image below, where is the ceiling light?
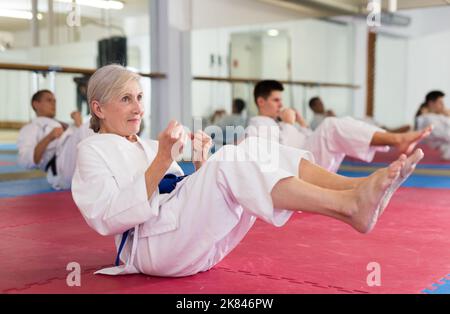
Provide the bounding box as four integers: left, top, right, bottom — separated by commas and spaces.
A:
55, 0, 124, 10
0, 9, 43, 20
267, 29, 279, 37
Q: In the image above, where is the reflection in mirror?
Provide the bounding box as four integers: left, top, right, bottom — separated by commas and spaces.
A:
230, 29, 291, 117
0, 0, 152, 137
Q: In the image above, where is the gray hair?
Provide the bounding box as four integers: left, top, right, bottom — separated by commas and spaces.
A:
87, 64, 141, 132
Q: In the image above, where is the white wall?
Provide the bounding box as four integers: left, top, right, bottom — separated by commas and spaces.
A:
374, 34, 408, 128
373, 6, 450, 127
191, 28, 231, 119
405, 30, 450, 124
289, 19, 354, 122
0, 49, 34, 122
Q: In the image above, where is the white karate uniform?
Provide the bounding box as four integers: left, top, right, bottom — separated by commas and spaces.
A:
416, 113, 450, 160
310, 113, 326, 130
17, 117, 93, 189
71, 135, 313, 277
247, 116, 389, 173
215, 114, 247, 145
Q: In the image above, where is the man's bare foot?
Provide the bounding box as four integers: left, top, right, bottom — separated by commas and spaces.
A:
349, 156, 405, 233
396, 125, 432, 155
378, 149, 424, 216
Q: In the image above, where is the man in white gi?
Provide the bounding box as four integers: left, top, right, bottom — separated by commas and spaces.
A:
416, 90, 450, 160
17, 89, 93, 189
72, 64, 424, 278
247, 80, 432, 173
308, 96, 336, 130
309, 96, 411, 133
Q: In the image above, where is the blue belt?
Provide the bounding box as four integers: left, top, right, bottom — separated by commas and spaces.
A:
45, 155, 57, 176
114, 174, 188, 266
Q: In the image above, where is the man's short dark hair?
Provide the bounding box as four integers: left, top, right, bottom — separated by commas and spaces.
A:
253, 80, 284, 105
31, 89, 53, 111
309, 97, 320, 110
232, 98, 246, 113
425, 90, 445, 103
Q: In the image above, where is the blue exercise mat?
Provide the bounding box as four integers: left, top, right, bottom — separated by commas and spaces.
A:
338, 170, 450, 189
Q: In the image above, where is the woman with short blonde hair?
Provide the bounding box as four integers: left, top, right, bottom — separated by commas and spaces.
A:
87, 64, 141, 133
71, 64, 423, 277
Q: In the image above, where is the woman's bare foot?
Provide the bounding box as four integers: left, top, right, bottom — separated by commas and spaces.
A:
348, 156, 405, 233
400, 149, 425, 179
378, 149, 424, 216
396, 125, 432, 155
